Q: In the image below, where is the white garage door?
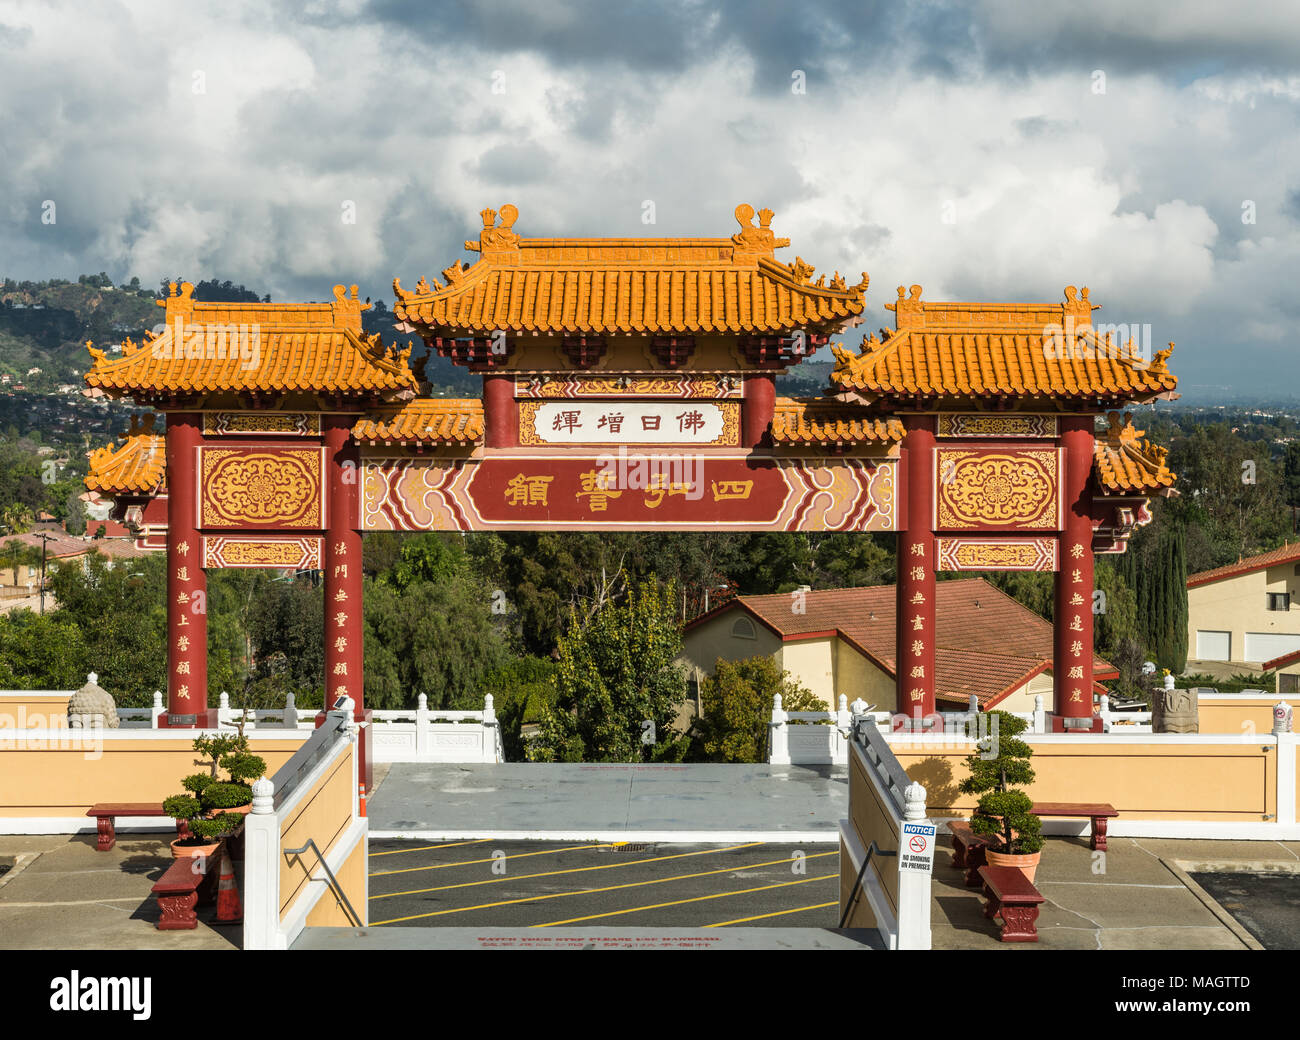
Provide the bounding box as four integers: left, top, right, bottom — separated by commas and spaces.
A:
1244, 632, 1300, 663
1196, 630, 1231, 661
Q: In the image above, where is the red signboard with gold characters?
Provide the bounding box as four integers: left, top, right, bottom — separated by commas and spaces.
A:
933, 446, 1062, 532
198, 446, 326, 530
363, 455, 897, 532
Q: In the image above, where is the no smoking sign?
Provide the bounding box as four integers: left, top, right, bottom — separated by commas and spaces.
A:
900, 822, 936, 874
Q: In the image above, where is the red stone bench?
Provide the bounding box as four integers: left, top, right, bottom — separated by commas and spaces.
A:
86, 803, 183, 851
978, 865, 1045, 943
151, 850, 220, 930
1031, 801, 1118, 851
948, 820, 997, 887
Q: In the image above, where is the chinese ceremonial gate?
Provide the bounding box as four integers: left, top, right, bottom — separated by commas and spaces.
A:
84, 202, 1179, 781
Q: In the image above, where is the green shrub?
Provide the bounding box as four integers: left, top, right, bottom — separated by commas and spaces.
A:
188, 813, 241, 841
694, 656, 824, 763
201, 782, 252, 810
181, 773, 214, 797
219, 751, 265, 785
162, 794, 203, 823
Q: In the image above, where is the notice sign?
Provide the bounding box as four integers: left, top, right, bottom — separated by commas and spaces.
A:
899, 822, 937, 874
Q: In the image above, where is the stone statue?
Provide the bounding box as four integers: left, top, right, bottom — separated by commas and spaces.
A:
67, 672, 119, 729
1152, 675, 1197, 733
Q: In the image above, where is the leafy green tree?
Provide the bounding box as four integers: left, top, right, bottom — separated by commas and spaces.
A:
529, 579, 688, 762
45, 551, 167, 705
959, 711, 1043, 855
362, 569, 511, 710
0, 609, 88, 689
694, 656, 823, 763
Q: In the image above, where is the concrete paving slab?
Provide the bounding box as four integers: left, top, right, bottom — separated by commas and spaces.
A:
368, 763, 847, 840
294, 925, 883, 950
0, 836, 237, 950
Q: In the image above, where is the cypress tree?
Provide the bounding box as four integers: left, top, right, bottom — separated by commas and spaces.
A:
1168, 525, 1188, 674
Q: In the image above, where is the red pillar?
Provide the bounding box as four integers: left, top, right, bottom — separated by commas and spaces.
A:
161, 413, 214, 727
896, 414, 937, 724
323, 415, 370, 787
482, 372, 517, 448
743, 373, 776, 448
1053, 415, 1097, 729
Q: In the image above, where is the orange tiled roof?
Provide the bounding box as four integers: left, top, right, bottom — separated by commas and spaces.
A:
1093, 410, 1176, 494
84, 283, 418, 398
84, 414, 166, 495
392, 203, 869, 336
352, 399, 485, 445
831, 285, 1179, 403
689, 577, 1115, 708
770, 398, 905, 446
1187, 542, 1300, 589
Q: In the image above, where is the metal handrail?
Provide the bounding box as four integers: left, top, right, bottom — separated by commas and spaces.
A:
283, 838, 363, 927
838, 839, 897, 929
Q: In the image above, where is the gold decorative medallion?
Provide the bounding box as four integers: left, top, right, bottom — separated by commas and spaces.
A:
199, 447, 324, 529
935, 448, 1060, 530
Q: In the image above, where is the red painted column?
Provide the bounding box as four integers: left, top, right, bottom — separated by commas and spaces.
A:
161, 413, 214, 727
743, 373, 776, 448
896, 414, 937, 724
482, 372, 517, 447
323, 415, 369, 787
1053, 415, 1096, 725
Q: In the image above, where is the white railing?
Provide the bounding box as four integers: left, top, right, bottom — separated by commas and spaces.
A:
1098, 694, 1153, 733
367, 693, 503, 764
769, 694, 854, 765
113, 690, 505, 763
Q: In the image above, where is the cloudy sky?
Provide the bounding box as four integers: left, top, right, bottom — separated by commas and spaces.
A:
2, 0, 1298, 398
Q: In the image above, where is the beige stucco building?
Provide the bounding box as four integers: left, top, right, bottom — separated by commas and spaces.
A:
1186, 543, 1300, 691
679, 578, 1114, 717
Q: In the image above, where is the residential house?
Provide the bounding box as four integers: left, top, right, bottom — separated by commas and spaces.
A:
680, 577, 1116, 718
1186, 543, 1300, 690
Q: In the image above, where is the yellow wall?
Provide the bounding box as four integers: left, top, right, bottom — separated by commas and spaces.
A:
836, 639, 895, 712
0, 693, 73, 728
781, 638, 837, 709
0, 735, 305, 817
895, 738, 1277, 821
279, 741, 355, 916
1197, 696, 1300, 734
1188, 563, 1300, 667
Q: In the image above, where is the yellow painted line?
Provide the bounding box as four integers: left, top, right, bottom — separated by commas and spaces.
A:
533, 874, 837, 927
370, 843, 613, 877
369, 849, 834, 924
371, 842, 768, 900
703, 901, 838, 927
370, 839, 492, 858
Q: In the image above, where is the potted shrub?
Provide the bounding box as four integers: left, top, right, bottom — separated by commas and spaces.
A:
162, 795, 240, 859
959, 710, 1044, 881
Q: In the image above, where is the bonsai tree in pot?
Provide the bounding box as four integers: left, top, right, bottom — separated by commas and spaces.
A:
959, 710, 1044, 880
161, 794, 241, 859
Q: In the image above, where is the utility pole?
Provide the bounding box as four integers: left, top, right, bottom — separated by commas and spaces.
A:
39, 532, 51, 614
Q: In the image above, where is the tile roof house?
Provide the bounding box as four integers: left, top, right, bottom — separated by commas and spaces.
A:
681, 578, 1115, 714
1186, 542, 1300, 684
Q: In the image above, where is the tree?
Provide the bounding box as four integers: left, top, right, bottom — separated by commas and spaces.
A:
694, 656, 823, 763
529, 579, 688, 762
1285, 442, 1300, 534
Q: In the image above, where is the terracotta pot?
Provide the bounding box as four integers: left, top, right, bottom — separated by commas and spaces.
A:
170, 837, 219, 860
985, 847, 1041, 883
207, 804, 252, 817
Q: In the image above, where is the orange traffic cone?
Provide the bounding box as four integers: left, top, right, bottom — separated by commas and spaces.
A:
358, 782, 367, 819
215, 850, 242, 923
